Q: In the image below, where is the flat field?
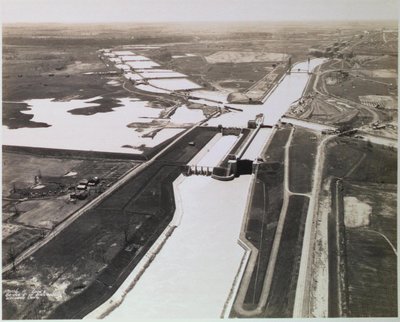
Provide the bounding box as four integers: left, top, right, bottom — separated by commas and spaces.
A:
264, 195, 309, 317
326, 75, 393, 103
289, 128, 319, 193
324, 137, 397, 317
2, 151, 138, 266
2, 152, 82, 195
232, 127, 293, 316
342, 182, 397, 317
205, 51, 288, 64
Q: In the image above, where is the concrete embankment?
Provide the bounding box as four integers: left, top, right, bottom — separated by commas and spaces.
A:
225, 171, 259, 317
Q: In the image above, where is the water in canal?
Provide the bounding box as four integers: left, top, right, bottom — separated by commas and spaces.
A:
89, 59, 325, 319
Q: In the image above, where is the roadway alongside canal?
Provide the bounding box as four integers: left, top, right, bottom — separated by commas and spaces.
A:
231, 125, 322, 318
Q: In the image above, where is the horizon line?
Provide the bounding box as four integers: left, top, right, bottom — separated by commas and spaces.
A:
3, 19, 398, 25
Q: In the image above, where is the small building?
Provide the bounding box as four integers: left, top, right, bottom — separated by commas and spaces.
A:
88, 177, 100, 186
77, 179, 89, 190
373, 124, 386, 130
71, 190, 88, 200
76, 191, 88, 200
248, 120, 257, 129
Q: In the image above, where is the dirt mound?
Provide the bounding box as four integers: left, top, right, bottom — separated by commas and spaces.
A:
344, 196, 371, 228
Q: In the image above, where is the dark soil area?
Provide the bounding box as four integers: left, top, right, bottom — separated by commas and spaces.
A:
347, 147, 397, 184
242, 163, 284, 307
325, 137, 397, 184
232, 127, 290, 314
263, 127, 291, 161
325, 140, 364, 178
2, 228, 44, 266
345, 182, 397, 245
3, 102, 51, 129
67, 97, 123, 115
325, 137, 397, 317
362, 55, 398, 69
2, 151, 140, 267
289, 128, 318, 193
263, 195, 309, 317
342, 182, 397, 317
327, 75, 392, 104
220, 81, 253, 90
156, 127, 218, 162
3, 66, 114, 102
2, 145, 146, 161
345, 228, 397, 317
205, 62, 272, 83
327, 178, 343, 317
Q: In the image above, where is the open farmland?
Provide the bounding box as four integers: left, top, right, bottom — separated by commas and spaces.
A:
325, 75, 393, 103
322, 137, 397, 317
3, 42, 113, 102
2, 151, 138, 266
350, 30, 398, 55
3, 152, 82, 195
2, 227, 43, 267
343, 183, 397, 317
205, 51, 289, 64
361, 54, 398, 70
13, 198, 86, 230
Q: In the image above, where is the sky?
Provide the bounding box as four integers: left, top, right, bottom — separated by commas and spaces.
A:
1, 0, 398, 23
